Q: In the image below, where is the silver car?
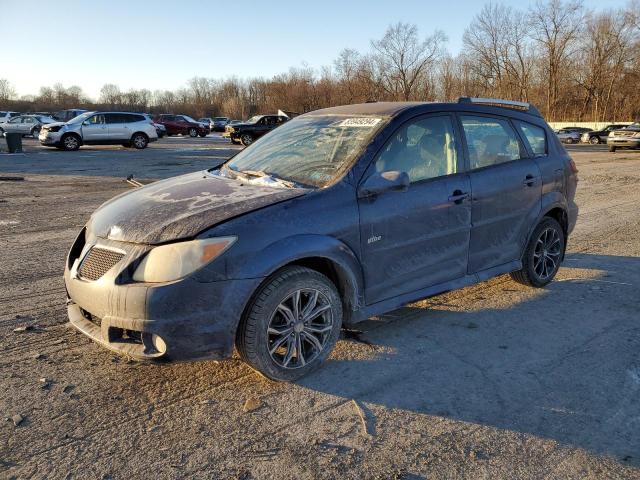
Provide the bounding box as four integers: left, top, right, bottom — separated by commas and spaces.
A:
0, 114, 56, 137
39, 111, 158, 151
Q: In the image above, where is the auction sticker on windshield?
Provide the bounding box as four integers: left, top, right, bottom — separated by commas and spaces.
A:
337, 117, 382, 127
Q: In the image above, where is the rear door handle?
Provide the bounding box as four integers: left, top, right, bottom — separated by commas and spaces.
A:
523, 174, 538, 186
448, 191, 470, 204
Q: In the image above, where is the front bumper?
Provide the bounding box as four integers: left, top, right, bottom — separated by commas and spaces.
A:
607, 137, 640, 148
39, 130, 62, 145
64, 236, 262, 361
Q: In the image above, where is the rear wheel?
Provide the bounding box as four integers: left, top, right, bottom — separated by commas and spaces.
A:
198, 132, 207, 138
565, 137, 574, 144
61, 134, 80, 151
131, 133, 148, 149
236, 266, 342, 381
589, 136, 600, 144
511, 217, 565, 288
189, 127, 198, 137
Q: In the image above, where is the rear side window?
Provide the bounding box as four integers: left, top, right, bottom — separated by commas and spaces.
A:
376, 115, 458, 183
516, 121, 547, 156
461, 116, 524, 169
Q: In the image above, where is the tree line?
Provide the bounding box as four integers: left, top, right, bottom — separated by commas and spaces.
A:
1, 0, 639, 122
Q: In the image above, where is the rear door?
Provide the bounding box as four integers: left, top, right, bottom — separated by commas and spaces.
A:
459, 114, 542, 273
358, 113, 472, 304
105, 113, 129, 140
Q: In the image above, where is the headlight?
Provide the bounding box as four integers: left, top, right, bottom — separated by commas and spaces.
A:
608, 131, 615, 137
132, 236, 237, 283
633, 132, 640, 138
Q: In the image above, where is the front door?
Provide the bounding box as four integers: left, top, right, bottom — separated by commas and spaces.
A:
459, 114, 542, 273
81, 114, 108, 142
358, 114, 472, 304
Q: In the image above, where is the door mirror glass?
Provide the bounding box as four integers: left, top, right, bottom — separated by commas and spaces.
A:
358, 171, 410, 198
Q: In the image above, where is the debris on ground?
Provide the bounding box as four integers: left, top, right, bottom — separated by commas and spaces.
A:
243, 397, 262, 413
62, 385, 75, 394
13, 325, 35, 333
11, 414, 24, 426
351, 399, 373, 437
0, 176, 25, 181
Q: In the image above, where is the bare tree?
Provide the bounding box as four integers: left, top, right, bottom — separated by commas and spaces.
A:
529, 0, 585, 119
100, 84, 122, 105
371, 23, 446, 101
0, 79, 17, 102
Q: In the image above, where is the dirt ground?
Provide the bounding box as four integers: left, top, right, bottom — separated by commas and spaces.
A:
0, 143, 639, 479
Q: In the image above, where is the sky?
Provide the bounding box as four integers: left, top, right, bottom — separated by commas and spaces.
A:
1, 0, 631, 99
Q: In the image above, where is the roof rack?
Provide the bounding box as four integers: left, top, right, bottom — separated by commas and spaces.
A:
457, 97, 542, 117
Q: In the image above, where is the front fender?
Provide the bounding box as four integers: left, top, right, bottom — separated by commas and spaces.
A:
238, 234, 365, 316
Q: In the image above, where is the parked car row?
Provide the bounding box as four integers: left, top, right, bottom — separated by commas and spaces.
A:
222, 114, 289, 146
553, 124, 635, 147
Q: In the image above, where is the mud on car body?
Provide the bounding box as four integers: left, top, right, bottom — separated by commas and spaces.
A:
65, 98, 578, 381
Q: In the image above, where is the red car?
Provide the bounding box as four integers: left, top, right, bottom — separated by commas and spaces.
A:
154, 114, 209, 137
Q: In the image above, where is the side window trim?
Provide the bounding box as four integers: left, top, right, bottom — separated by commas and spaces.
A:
455, 111, 528, 172
361, 112, 463, 186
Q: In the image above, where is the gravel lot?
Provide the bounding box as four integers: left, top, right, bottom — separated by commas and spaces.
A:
0, 139, 639, 479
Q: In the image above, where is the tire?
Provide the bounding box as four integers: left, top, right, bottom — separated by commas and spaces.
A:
189, 128, 198, 137
510, 217, 565, 288
31, 127, 41, 138
240, 133, 253, 146
609, 146, 617, 152
236, 266, 343, 381
131, 133, 148, 149
198, 132, 207, 138
565, 137, 574, 144
61, 133, 81, 151
589, 136, 600, 145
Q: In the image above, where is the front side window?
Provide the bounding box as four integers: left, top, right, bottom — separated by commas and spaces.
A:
375, 115, 458, 183
86, 114, 105, 125
9, 116, 22, 123
461, 116, 524, 169
517, 121, 547, 156
224, 115, 387, 188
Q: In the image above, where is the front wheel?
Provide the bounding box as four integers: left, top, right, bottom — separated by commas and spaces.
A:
240, 133, 253, 146
511, 217, 565, 288
188, 128, 198, 137
61, 134, 81, 151
236, 266, 343, 381
565, 137, 574, 144
589, 136, 600, 145
198, 132, 207, 138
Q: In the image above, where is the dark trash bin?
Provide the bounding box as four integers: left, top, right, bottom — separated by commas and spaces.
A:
4, 133, 22, 153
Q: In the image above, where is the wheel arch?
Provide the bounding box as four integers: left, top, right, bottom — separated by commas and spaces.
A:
522, 198, 569, 261
234, 235, 365, 327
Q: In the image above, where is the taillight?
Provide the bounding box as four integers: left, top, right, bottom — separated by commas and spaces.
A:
569, 159, 578, 174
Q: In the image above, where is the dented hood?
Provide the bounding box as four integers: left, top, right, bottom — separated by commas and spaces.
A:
89, 171, 306, 244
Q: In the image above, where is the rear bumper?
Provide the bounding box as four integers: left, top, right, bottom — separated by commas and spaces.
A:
64, 237, 262, 362
607, 137, 640, 148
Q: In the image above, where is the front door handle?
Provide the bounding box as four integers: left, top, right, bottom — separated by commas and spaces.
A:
448, 190, 470, 204
523, 174, 538, 186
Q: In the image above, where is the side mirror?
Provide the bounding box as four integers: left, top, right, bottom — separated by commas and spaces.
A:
82, 120, 90, 126
358, 171, 410, 199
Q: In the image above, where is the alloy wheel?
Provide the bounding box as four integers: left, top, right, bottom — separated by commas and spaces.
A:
241, 134, 253, 145
267, 288, 333, 369
64, 136, 79, 150
133, 134, 147, 148
589, 136, 600, 144
189, 128, 197, 137
533, 227, 562, 281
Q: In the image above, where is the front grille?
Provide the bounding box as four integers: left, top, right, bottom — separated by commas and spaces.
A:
78, 247, 125, 281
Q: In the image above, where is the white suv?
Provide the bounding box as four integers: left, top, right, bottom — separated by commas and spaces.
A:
39, 111, 158, 151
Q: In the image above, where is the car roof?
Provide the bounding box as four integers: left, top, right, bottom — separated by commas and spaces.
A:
307, 102, 425, 117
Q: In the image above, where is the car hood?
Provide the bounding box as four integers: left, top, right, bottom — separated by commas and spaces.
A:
229, 122, 254, 128
88, 171, 306, 245
43, 121, 67, 129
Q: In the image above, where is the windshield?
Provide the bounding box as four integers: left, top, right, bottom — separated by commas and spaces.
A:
223, 115, 387, 188
246, 115, 263, 124
214, 117, 228, 121
182, 115, 198, 123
